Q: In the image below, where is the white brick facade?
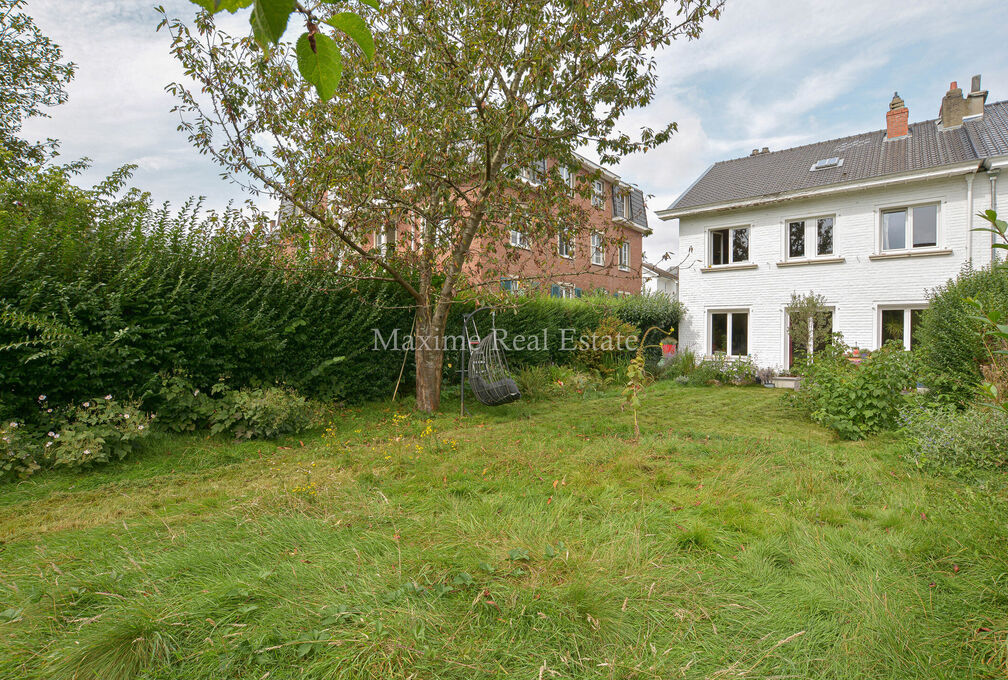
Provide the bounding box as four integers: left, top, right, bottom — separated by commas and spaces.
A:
674, 171, 1002, 369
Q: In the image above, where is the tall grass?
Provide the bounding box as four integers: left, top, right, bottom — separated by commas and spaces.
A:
1, 385, 1006, 678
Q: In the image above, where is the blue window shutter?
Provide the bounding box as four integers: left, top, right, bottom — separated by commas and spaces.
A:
550, 284, 560, 298
574, 287, 582, 298
501, 278, 511, 291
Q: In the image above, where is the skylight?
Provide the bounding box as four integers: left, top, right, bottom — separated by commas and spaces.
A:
810, 157, 842, 171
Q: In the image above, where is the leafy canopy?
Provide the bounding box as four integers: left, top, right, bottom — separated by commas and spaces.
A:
177, 0, 378, 100
0, 0, 76, 177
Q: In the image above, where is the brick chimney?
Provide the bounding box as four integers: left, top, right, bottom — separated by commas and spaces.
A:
886, 92, 909, 140
939, 75, 988, 128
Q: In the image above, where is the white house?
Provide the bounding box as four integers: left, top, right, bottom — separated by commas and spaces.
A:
657, 76, 1007, 370
642, 261, 679, 298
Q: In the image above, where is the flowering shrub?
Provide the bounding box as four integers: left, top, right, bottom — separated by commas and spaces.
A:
902, 403, 1008, 472
49, 396, 152, 469
1, 421, 39, 480
208, 386, 312, 440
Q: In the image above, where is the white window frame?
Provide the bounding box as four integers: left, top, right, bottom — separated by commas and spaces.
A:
708, 225, 751, 266
509, 229, 529, 249
708, 308, 750, 357
878, 202, 941, 253
591, 232, 605, 266
556, 282, 576, 299
519, 165, 541, 186
618, 241, 630, 271
559, 166, 575, 190
557, 229, 574, 259
784, 214, 836, 261
876, 304, 928, 351
592, 180, 606, 209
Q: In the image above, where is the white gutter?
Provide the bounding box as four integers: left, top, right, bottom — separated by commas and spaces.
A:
656, 161, 984, 220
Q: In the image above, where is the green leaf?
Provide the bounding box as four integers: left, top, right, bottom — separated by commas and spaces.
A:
251, 0, 294, 50
358, 0, 380, 9
296, 32, 343, 102
325, 12, 375, 60
188, 0, 254, 13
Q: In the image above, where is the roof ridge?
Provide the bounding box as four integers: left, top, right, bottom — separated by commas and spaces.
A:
713, 99, 1008, 164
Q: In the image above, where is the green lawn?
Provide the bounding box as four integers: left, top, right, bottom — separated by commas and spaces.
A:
1, 384, 1006, 679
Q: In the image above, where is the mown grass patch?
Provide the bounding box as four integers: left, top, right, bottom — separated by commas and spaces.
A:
1, 384, 1006, 678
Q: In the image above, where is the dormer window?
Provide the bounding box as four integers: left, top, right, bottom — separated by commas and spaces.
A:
810, 157, 842, 171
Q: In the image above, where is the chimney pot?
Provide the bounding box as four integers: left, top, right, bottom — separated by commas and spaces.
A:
761, 147, 769, 154
950, 81, 958, 91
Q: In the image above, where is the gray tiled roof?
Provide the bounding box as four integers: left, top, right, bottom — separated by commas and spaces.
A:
667, 100, 1008, 213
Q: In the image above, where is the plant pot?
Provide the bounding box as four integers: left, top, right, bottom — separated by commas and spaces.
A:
771, 375, 802, 390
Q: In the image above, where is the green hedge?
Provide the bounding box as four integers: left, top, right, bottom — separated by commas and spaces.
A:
915, 264, 1008, 405
0, 167, 683, 417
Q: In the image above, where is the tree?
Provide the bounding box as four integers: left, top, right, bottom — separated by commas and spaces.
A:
163, 0, 722, 412
787, 292, 833, 366
0, 0, 75, 177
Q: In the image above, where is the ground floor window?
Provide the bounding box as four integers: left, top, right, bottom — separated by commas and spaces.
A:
551, 283, 581, 299
710, 311, 748, 356
880, 306, 925, 350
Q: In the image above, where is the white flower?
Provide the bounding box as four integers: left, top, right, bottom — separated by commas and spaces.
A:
47, 432, 55, 438
46, 408, 52, 413
122, 413, 130, 420
83, 449, 90, 455
38, 395, 46, 401
104, 394, 112, 400
45, 441, 52, 448
53, 433, 59, 439
193, 389, 200, 396
83, 402, 90, 408
9, 422, 17, 428
138, 425, 144, 431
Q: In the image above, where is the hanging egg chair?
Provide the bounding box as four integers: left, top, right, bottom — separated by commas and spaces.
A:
461, 309, 521, 409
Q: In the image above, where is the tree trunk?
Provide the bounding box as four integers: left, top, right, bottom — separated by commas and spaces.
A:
414, 309, 446, 413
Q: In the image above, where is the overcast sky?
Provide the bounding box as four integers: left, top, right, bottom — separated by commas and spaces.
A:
21, 0, 1008, 263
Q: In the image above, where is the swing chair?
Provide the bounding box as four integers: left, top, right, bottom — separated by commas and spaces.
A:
460, 308, 521, 411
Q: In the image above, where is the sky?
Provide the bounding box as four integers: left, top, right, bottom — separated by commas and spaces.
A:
20, 0, 1008, 264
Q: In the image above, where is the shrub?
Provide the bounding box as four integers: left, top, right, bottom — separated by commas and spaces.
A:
575, 315, 637, 378
512, 365, 599, 399
683, 355, 758, 386
796, 343, 916, 440
915, 264, 1008, 405
50, 397, 152, 469
1, 420, 39, 480
143, 373, 215, 433
901, 403, 1008, 472
208, 386, 312, 440
656, 348, 697, 381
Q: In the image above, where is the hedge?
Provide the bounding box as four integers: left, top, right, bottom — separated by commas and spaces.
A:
915, 263, 1008, 405
0, 167, 683, 418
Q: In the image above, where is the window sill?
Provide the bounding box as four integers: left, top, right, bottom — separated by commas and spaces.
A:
612, 216, 632, 226
590, 261, 606, 268
619, 266, 630, 272
700, 263, 758, 273
557, 254, 574, 260
776, 256, 846, 268
869, 248, 953, 261
509, 243, 530, 251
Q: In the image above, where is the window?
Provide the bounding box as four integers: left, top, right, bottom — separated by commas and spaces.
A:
787, 216, 834, 259
619, 241, 630, 271
811, 157, 842, 171
787, 309, 834, 368
881, 204, 939, 251
509, 229, 529, 249
591, 232, 605, 266
880, 306, 926, 350
551, 283, 580, 299
559, 166, 575, 189
710, 226, 749, 265
557, 229, 574, 258
374, 227, 396, 255
592, 180, 605, 209
519, 163, 542, 186
612, 186, 629, 220
710, 311, 749, 356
